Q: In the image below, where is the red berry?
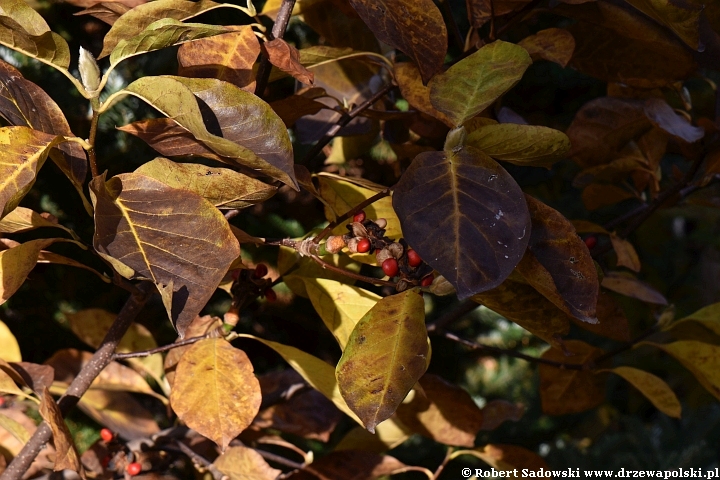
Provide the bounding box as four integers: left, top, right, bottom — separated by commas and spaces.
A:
407, 249, 422, 267
0, 397, 5, 408
253, 264, 268, 278
264, 288, 277, 302
420, 275, 434, 287
353, 211, 366, 223
100, 428, 113, 443
382, 258, 399, 277
584, 236, 597, 249
357, 238, 371, 253
126, 462, 142, 476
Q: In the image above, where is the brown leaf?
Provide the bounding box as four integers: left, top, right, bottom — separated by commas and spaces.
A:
73, 2, 133, 25
567, 96, 651, 167
643, 97, 704, 143
573, 155, 652, 189
213, 445, 281, 480
467, 0, 492, 27
347, 0, 447, 83
572, 291, 631, 342
270, 92, 328, 127
301, 0, 380, 52
263, 38, 314, 85
601, 272, 667, 304
478, 400, 525, 431
516, 195, 599, 323
582, 184, 637, 211
286, 451, 411, 480
9, 362, 54, 396
39, 387, 86, 478
539, 340, 607, 415
394, 62, 453, 126
178, 26, 261, 91
518, 28, 575, 67
609, 234, 641, 272
396, 374, 484, 447
451, 444, 550, 473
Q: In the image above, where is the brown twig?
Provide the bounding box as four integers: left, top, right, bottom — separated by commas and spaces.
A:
432, 447, 454, 480
310, 254, 395, 287
1, 282, 154, 480
113, 333, 213, 360
174, 441, 226, 480
301, 83, 397, 169
426, 298, 478, 332
254, 0, 297, 98
314, 188, 391, 244
87, 108, 100, 178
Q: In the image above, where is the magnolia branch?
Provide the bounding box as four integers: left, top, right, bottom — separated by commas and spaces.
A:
314, 188, 391, 244
254, 0, 297, 97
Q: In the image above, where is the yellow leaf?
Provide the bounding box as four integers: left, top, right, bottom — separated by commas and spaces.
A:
603, 366, 681, 418
1, 238, 62, 305
39, 387, 86, 478
644, 341, 720, 401
213, 445, 281, 480
609, 234, 641, 272
0, 320, 21, 362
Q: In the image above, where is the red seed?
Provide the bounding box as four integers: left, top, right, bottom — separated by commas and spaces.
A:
584, 236, 597, 249
126, 462, 142, 476
382, 258, 399, 277
253, 264, 268, 278
353, 211, 366, 223
100, 428, 113, 443
357, 238, 371, 253
407, 249, 422, 267
420, 275, 434, 287
264, 288, 277, 302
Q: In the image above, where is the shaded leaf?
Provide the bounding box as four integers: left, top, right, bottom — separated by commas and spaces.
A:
643, 97, 704, 143
518, 28, 575, 67
121, 76, 297, 189
394, 62, 453, 126
270, 91, 329, 127
516, 195, 599, 323
1, 238, 61, 305
335, 417, 412, 452
473, 279, 571, 347
213, 445, 281, 480
567, 97, 651, 167
0, 127, 63, 219
478, 400, 525, 431
0, 366, 23, 397
396, 374, 483, 447
336, 290, 428, 433
604, 366, 681, 418
466, 123, 571, 168
393, 144, 531, 299
286, 451, 414, 480
0, 207, 76, 238
9, 362, 53, 396
264, 38, 314, 85
39, 387, 86, 478
539, 340, 606, 415
467, 0, 492, 27
429, 41, 531, 126
669, 302, 720, 336
89, 173, 240, 335
582, 184, 636, 211
601, 271, 667, 304
178, 26, 260, 91
572, 291, 631, 342
134, 157, 277, 209
170, 338, 261, 450
347, 0, 446, 83
0, 320, 20, 362
644, 341, 720, 401
451, 444, 550, 473
623, 0, 701, 49
573, 155, 652, 188
609, 234, 641, 272
37, 251, 112, 284
76, 389, 160, 440
302, 278, 381, 349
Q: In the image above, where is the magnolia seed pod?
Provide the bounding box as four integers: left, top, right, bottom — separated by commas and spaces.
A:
375, 218, 387, 229
79, 47, 101, 93
396, 279, 409, 292
350, 221, 368, 238
386, 242, 404, 259
376, 247, 393, 264
347, 237, 360, 254
324, 235, 347, 254
429, 275, 457, 296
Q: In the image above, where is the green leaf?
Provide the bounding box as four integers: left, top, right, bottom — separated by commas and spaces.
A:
465, 123, 571, 168
336, 290, 428, 433
89, 173, 240, 336
429, 41, 531, 127
109, 18, 230, 68
170, 338, 261, 450
0, 126, 64, 219
134, 158, 277, 209
392, 144, 531, 299
119, 76, 297, 189
0, 0, 70, 71
347, 0, 447, 84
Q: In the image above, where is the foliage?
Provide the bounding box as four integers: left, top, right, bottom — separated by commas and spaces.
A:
0, 0, 718, 478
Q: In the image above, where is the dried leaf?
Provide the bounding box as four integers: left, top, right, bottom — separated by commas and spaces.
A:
264, 38, 314, 85
429, 41, 531, 126
39, 387, 86, 478
393, 145, 530, 299
518, 28, 575, 67
604, 366, 681, 418
170, 338, 261, 450
213, 445, 281, 480
336, 290, 428, 432
601, 272, 667, 304
270, 93, 328, 127
90, 173, 240, 335
465, 123, 571, 168
609, 234, 641, 272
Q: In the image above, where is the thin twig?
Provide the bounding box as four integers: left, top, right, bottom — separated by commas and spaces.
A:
432, 447, 453, 480
87, 108, 100, 178
593, 324, 660, 364
113, 333, 212, 360
314, 188, 391, 244
255, 448, 305, 471
426, 299, 478, 332
1, 282, 154, 480
301, 83, 396, 169
254, 0, 297, 98
310, 254, 395, 287
174, 442, 226, 480
494, 0, 544, 39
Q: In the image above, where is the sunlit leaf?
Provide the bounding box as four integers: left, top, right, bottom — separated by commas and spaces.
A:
644, 341, 720, 401
164, 314, 221, 387
603, 366, 681, 418
1, 238, 63, 305
336, 290, 428, 433
135, 158, 277, 209
429, 41, 531, 127
516, 195, 598, 323
264, 38, 314, 85
213, 445, 281, 480
76, 389, 160, 440
539, 340, 606, 415
170, 338, 261, 450
89, 173, 240, 335
0, 126, 64, 219
393, 143, 531, 299
0, 207, 76, 239
335, 417, 412, 453
39, 387, 86, 478
0, 320, 20, 362
466, 123, 571, 168
178, 26, 260, 91
518, 28, 575, 67
450, 444, 550, 473
281, 248, 361, 298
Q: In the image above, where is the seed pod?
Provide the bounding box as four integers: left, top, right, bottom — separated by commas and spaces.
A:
350, 221, 368, 238
375, 218, 387, 229
396, 279, 409, 292
429, 275, 457, 296
386, 242, 404, 259
347, 237, 360, 254
324, 235, 347, 254
376, 247, 393, 264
